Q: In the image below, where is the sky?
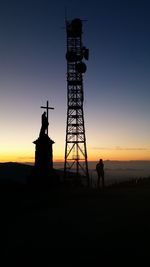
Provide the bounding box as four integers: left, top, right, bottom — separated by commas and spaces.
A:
0, 0, 150, 163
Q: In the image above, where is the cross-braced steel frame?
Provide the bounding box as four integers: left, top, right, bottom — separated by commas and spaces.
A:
64, 18, 89, 185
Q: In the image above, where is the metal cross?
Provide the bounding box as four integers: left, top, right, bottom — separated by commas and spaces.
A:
41, 100, 54, 135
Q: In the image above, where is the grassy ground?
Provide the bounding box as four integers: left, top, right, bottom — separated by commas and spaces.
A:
1, 178, 150, 263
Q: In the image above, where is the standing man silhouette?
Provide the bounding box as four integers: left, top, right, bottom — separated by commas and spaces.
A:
96, 159, 104, 189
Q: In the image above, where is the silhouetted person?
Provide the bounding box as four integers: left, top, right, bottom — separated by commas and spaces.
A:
96, 159, 104, 189
40, 111, 49, 137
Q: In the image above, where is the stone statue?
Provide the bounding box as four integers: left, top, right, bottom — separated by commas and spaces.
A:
39, 111, 49, 137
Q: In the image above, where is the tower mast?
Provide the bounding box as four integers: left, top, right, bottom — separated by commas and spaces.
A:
64, 18, 89, 185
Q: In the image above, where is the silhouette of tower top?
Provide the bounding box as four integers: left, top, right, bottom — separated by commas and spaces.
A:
64, 18, 89, 185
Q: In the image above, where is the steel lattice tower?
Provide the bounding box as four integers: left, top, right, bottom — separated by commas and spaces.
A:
64, 18, 89, 185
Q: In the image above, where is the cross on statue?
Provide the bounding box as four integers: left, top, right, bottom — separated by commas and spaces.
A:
41, 100, 54, 135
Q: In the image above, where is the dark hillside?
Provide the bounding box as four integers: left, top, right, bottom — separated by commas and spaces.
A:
0, 162, 33, 183
1, 176, 150, 264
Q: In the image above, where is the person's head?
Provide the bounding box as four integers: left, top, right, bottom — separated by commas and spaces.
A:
99, 159, 103, 163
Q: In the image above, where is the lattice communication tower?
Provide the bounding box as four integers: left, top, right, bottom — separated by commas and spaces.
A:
64, 18, 89, 184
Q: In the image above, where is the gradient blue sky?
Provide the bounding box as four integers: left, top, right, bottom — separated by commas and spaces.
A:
0, 0, 150, 162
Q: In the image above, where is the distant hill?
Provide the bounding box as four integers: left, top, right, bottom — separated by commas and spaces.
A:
0, 162, 33, 184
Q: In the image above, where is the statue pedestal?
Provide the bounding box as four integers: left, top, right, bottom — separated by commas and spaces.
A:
33, 134, 55, 184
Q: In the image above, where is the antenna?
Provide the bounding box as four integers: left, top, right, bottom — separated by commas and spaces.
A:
64, 18, 89, 186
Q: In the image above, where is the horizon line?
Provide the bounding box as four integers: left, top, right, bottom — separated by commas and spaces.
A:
1, 159, 150, 165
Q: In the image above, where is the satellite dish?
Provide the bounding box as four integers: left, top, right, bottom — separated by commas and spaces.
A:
69, 18, 82, 37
